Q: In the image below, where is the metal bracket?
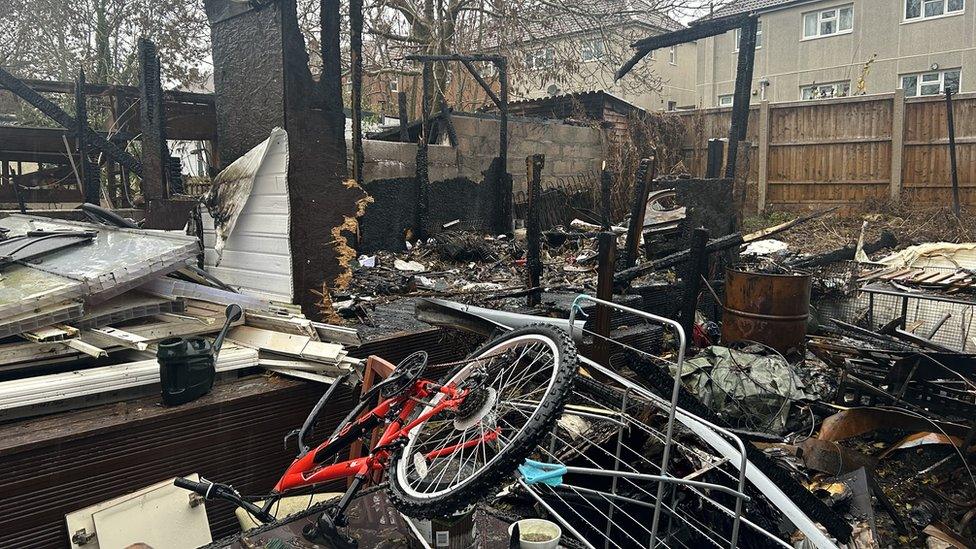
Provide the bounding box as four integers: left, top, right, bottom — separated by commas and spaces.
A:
71, 528, 96, 546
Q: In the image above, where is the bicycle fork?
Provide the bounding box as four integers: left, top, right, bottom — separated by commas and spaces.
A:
303, 473, 368, 548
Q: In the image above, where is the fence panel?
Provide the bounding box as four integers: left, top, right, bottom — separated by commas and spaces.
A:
677, 91, 976, 213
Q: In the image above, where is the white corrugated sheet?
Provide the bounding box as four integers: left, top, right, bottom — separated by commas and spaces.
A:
202, 128, 294, 302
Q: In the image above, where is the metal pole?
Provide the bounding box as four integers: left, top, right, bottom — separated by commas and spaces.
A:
946, 86, 961, 217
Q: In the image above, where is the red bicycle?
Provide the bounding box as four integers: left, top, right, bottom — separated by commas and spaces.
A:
175, 325, 578, 547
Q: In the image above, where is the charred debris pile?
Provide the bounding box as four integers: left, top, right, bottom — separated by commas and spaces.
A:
336, 163, 976, 547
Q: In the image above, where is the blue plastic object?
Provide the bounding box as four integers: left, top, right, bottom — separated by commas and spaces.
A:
519, 459, 567, 486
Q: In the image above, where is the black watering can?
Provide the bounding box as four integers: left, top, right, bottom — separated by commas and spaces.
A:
157, 304, 244, 406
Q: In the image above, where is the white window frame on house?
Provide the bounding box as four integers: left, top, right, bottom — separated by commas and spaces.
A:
904, 0, 965, 21
718, 94, 734, 107
581, 38, 606, 62
800, 81, 851, 100
389, 78, 399, 93
734, 22, 763, 51
802, 4, 854, 39
526, 47, 555, 71
668, 46, 677, 65
900, 68, 961, 96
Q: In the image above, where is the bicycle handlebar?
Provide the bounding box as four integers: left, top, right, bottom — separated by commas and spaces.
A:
174, 477, 277, 523
174, 476, 213, 497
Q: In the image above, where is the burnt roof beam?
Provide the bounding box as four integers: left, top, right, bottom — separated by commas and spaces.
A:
616, 13, 755, 80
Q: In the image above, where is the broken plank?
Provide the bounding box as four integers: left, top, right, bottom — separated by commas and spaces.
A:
88, 327, 151, 351
227, 326, 347, 364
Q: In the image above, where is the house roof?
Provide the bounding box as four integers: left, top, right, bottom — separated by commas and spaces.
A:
487, 0, 684, 47
700, 0, 802, 21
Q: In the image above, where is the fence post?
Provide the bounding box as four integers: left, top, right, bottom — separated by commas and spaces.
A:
890, 88, 905, 202
757, 99, 770, 214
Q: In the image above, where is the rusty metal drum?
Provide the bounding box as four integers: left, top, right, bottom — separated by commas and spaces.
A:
721, 267, 812, 354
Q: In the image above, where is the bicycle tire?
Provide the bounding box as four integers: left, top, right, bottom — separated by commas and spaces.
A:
387, 324, 578, 518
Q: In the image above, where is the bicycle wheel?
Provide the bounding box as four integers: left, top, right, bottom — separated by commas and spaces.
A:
387, 324, 578, 518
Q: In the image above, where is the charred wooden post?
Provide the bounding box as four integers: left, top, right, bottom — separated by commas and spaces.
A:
946, 86, 961, 217
350, 0, 364, 185
594, 231, 617, 366
705, 139, 724, 178
600, 168, 612, 230
525, 154, 544, 306
679, 228, 710, 343
496, 58, 512, 235
74, 70, 100, 205
414, 62, 433, 240
321, 0, 343, 113
725, 16, 758, 180
397, 91, 409, 141
624, 154, 656, 268
439, 97, 457, 147
137, 38, 168, 202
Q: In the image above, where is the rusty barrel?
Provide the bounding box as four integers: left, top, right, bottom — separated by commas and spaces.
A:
721, 267, 812, 354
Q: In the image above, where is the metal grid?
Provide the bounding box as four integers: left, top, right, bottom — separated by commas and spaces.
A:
510, 295, 837, 549
815, 264, 976, 351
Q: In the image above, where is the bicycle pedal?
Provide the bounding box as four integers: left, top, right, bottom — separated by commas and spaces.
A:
302, 513, 358, 549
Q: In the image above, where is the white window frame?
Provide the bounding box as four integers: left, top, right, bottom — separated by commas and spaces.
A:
389, 78, 399, 93
800, 81, 851, 100
668, 46, 677, 65
581, 38, 606, 62
734, 22, 763, 51
526, 47, 555, 71
801, 4, 854, 40
900, 68, 961, 97
904, 0, 965, 21
718, 94, 734, 107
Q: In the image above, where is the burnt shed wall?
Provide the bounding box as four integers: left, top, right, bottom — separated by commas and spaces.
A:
358, 176, 492, 252
451, 113, 605, 195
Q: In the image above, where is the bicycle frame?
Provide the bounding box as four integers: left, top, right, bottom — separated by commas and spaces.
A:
274, 377, 483, 494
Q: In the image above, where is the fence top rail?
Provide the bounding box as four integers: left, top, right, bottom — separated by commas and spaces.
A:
676, 89, 976, 118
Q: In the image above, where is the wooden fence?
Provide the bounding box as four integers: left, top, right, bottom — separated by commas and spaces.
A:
677, 90, 976, 213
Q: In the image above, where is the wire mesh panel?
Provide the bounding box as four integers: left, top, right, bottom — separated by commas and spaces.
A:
815, 263, 976, 351
508, 295, 836, 549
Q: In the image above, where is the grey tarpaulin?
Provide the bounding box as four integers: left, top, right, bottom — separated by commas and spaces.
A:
672, 345, 813, 433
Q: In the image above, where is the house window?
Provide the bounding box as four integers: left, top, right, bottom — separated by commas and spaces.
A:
803, 5, 853, 38
901, 69, 961, 96
581, 39, 605, 62
801, 81, 851, 99
389, 79, 399, 93
668, 46, 677, 64
906, 0, 964, 19
718, 94, 734, 107
526, 47, 555, 70
667, 100, 677, 111
734, 22, 763, 50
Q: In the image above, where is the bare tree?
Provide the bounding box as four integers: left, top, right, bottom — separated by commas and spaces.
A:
1, 0, 210, 87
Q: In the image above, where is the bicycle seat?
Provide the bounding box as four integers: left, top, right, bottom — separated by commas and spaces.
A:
375, 351, 429, 398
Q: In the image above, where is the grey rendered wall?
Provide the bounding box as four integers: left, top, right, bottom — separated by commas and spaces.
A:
697, 0, 976, 106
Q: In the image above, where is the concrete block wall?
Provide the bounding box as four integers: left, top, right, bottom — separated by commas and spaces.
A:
450, 114, 606, 195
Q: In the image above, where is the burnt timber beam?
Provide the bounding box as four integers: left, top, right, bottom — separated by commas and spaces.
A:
525, 154, 544, 306
350, 0, 364, 184
75, 70, 100, 204
725, 16, 759, 180
414, 62, 433, 240
616, 13, 753, 80
6, 78, 214, 105
0, 67, 144, 178
459, 59, 502, 108
137, 38, 168, 201
624, 155, 655, 268
406, 54, 505, 63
